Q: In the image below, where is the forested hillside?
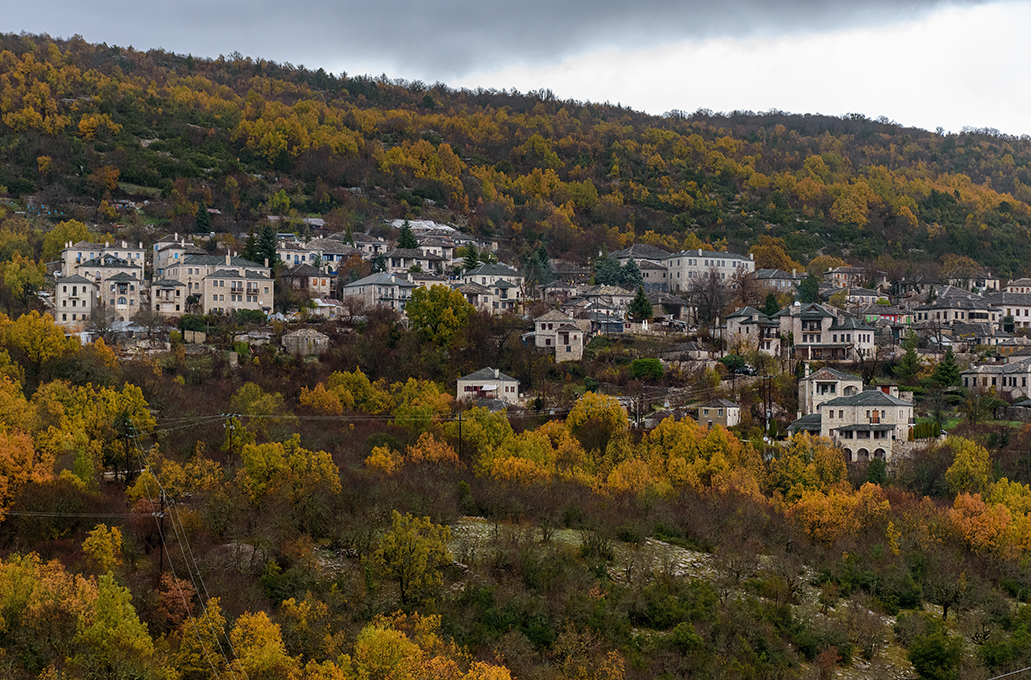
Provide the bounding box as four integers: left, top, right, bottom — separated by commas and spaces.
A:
4, 32, 1031, 680
2, 32, 1031, 276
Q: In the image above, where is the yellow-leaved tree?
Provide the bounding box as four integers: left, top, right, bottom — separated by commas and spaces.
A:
376, 511, 452, 605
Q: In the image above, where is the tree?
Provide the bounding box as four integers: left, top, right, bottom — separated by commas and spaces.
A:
1, 254, 44, 310
255, 224, 279, 266
229, 611, 301, 679
405, 285, 474, 347
521, 244, 553, 298
82, 523, 123, 574
567, 392, 628, 453
194, 203, 211, 234
686, 267, 728, 329
462, 244, 480, 273
376, 511, 452, 605
628, 286, 652, 321
620, 258, 643, 289
798, 274, 820, 303
630, 357, 664, 380
175, 598, 230, 680
397, 220, 418, 249
931, 347, 961, 388
592, 253, 618, 286
42, 219, 92, 263
749, 235, 803, 272
896, 332, 922, 386
944, 437, 993, 496
762, 292, 780, 317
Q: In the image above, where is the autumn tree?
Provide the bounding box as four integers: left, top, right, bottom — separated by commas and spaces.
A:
566, 391, 628, 454
749, 235, 803, 273
405, 284, 474, 347
376, 510, 452, 605
944, 437, 993, 497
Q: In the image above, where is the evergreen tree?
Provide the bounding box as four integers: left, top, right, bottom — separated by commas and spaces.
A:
620, 258, 643, 289
522, 244, 553, 294
799, 274, 820, 303
255, 224, 279, 266
371, 254, 386, 273
241, 231, 258, 262
896, 332, 921, 386
344, 224, 355, 247
462, 244, 480, 273
931, 346, 961, 387
763, 292, 781, 316
194, 204, 211, 234
629, 285, 653, 321
593, 253, 622, 286
397, 220, 418, 249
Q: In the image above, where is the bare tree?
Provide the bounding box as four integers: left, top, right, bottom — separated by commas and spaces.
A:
687, 267, 729, 330
86, 303, 118, 344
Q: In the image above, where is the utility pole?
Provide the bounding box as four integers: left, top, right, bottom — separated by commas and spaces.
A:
157, 491, 166, 578
123, 415, 132, 485
457, 409, 463, 459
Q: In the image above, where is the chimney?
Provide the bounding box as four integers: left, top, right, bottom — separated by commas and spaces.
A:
264, 258, 269, 268
494, 368, 500, 378
698, 249, 702, 256
226, 253, 230, 266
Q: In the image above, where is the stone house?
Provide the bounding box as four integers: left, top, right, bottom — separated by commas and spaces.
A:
457, 367, 520, 404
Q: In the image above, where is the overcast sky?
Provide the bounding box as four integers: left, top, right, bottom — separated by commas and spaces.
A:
8, 0, 1031, 135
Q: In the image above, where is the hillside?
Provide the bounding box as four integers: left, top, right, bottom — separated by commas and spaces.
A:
2, 33, 1031, 277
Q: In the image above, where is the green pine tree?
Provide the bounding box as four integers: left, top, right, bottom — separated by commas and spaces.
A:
931, 346, 961, 387
397, 220, 418, 249
629, 285, 653, 321
462, 244, 480, 273
195, 204, 211, 234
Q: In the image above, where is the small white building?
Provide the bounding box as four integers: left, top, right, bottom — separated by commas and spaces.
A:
457, 367, 520, 404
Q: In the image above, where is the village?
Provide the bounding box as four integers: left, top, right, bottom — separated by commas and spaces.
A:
42, 217, 1028, 465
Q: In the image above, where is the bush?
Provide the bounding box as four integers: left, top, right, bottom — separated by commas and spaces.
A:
630, 358, 664, 381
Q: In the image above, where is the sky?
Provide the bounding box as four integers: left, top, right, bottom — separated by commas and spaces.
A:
7, 0, 1031, 135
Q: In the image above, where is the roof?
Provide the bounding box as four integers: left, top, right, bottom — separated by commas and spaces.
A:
536, 310, 574, 322
152, 278, 186, 288
284, 327, 329, 339
755, 268, 803, 280
830, 316, 876, 331
698, 398, 740, 409
788, 413, 822, 433
58, 274, 96, 284
726, 306, 766, 320
832, 424, 898, 432
667, 249, 751, 262
345, 272, 417, 288
283, 264, 322, 278
804, 367, 862, 382
182, 254, 266, 269
821, 390, 913, 408
106, 272, 140, 282
984, 292, 1031, 307
459, 367, 519, 382
208, 269, 271, 280
611, 243, 671, 261
465, 263, 522, 278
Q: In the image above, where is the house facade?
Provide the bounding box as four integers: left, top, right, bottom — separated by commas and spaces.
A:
534, 310, 586, 361
695, 399, 741, 429
457, 367, 520, 404
341, 272, 416, 312
818, 390, 914, 462
664, 249, 754, 294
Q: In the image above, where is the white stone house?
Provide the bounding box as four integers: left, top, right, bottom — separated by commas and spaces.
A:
457, 367, 520, 404
818, 390, 913, 462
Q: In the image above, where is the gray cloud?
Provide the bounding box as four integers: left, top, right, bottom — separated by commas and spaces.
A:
7, 0, 988, 81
